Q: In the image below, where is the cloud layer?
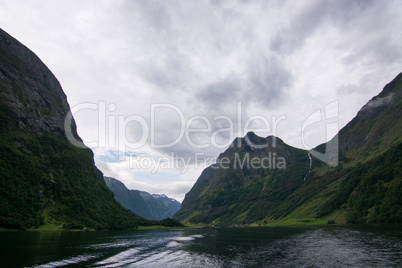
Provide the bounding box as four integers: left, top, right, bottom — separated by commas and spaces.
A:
1, 0, 401, 201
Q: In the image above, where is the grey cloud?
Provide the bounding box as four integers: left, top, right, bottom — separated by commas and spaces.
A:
139, 51, 194, 92
336, 73, 383, 95
163, 55, 295, 160
197, 56, 293, 113
337, 84, 363, 95
342, 33, 402, 67
197, 75, 241, 111
153, 114, 223, 161
269, 32, 301, 55
244, 56, 293, 107
328, 0, 373, 26
149, 113, 216, 162
121, 0, 173, 33
151, 112, 234, 163
270, 0, 329, 54
269, 0, 375, 54
330, 1, 401, 68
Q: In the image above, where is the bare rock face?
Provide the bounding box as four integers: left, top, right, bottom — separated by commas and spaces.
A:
0, 28, 143, 230
0, 28, 76, 137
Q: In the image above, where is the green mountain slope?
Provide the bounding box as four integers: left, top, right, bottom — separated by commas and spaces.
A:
174, 133, 311, 224
104, 177, 181, 220
0, 28, 147, 230
174, 72, 402, 226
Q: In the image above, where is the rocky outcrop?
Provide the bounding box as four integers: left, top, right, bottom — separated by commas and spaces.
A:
0, 28, 145, 230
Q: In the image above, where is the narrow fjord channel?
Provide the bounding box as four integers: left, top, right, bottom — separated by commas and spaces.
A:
1, 225, 401, 267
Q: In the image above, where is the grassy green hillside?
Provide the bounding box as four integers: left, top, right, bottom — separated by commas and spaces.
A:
174, 134, 312, 225
0, 134, 148, 230
175, 72, 402, 227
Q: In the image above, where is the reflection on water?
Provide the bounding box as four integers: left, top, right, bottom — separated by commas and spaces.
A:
0, 225, 401, 267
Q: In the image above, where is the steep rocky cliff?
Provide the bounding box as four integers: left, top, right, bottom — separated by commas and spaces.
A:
0, 28, 146, 230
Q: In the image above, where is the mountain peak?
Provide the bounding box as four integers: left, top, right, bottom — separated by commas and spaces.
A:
175, 73, 402, 226
228, 132, 286, 151
245, 131, 258, 138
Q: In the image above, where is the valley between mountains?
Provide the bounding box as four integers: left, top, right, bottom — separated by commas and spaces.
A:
0, 28, 400, 230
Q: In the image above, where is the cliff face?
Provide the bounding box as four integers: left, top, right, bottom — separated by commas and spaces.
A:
175, 73, 402, 226
0, 30, 74, 136
104, 177, 181, 220
0, 28, 145, 230
336, 73, 402, 162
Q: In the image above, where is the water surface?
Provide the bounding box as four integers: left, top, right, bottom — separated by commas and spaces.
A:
1, 225, 401, 267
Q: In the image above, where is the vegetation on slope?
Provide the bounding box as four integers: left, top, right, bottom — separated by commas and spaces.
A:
174, 133, 312, 225
0, 133, 147, 230
104, 177, 181, 221
175, 73, 402, 226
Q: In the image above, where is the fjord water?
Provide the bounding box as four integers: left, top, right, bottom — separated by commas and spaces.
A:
1, 225, 401, 267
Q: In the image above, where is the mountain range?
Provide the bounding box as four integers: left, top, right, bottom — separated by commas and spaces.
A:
104, 177, 181, 220
174, 72, 402, 226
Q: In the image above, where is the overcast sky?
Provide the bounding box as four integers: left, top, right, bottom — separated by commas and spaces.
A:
1, 0, 401, 202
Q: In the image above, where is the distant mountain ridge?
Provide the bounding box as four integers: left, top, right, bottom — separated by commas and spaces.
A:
104, 177, 181, 220
174, 72, 402, 226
